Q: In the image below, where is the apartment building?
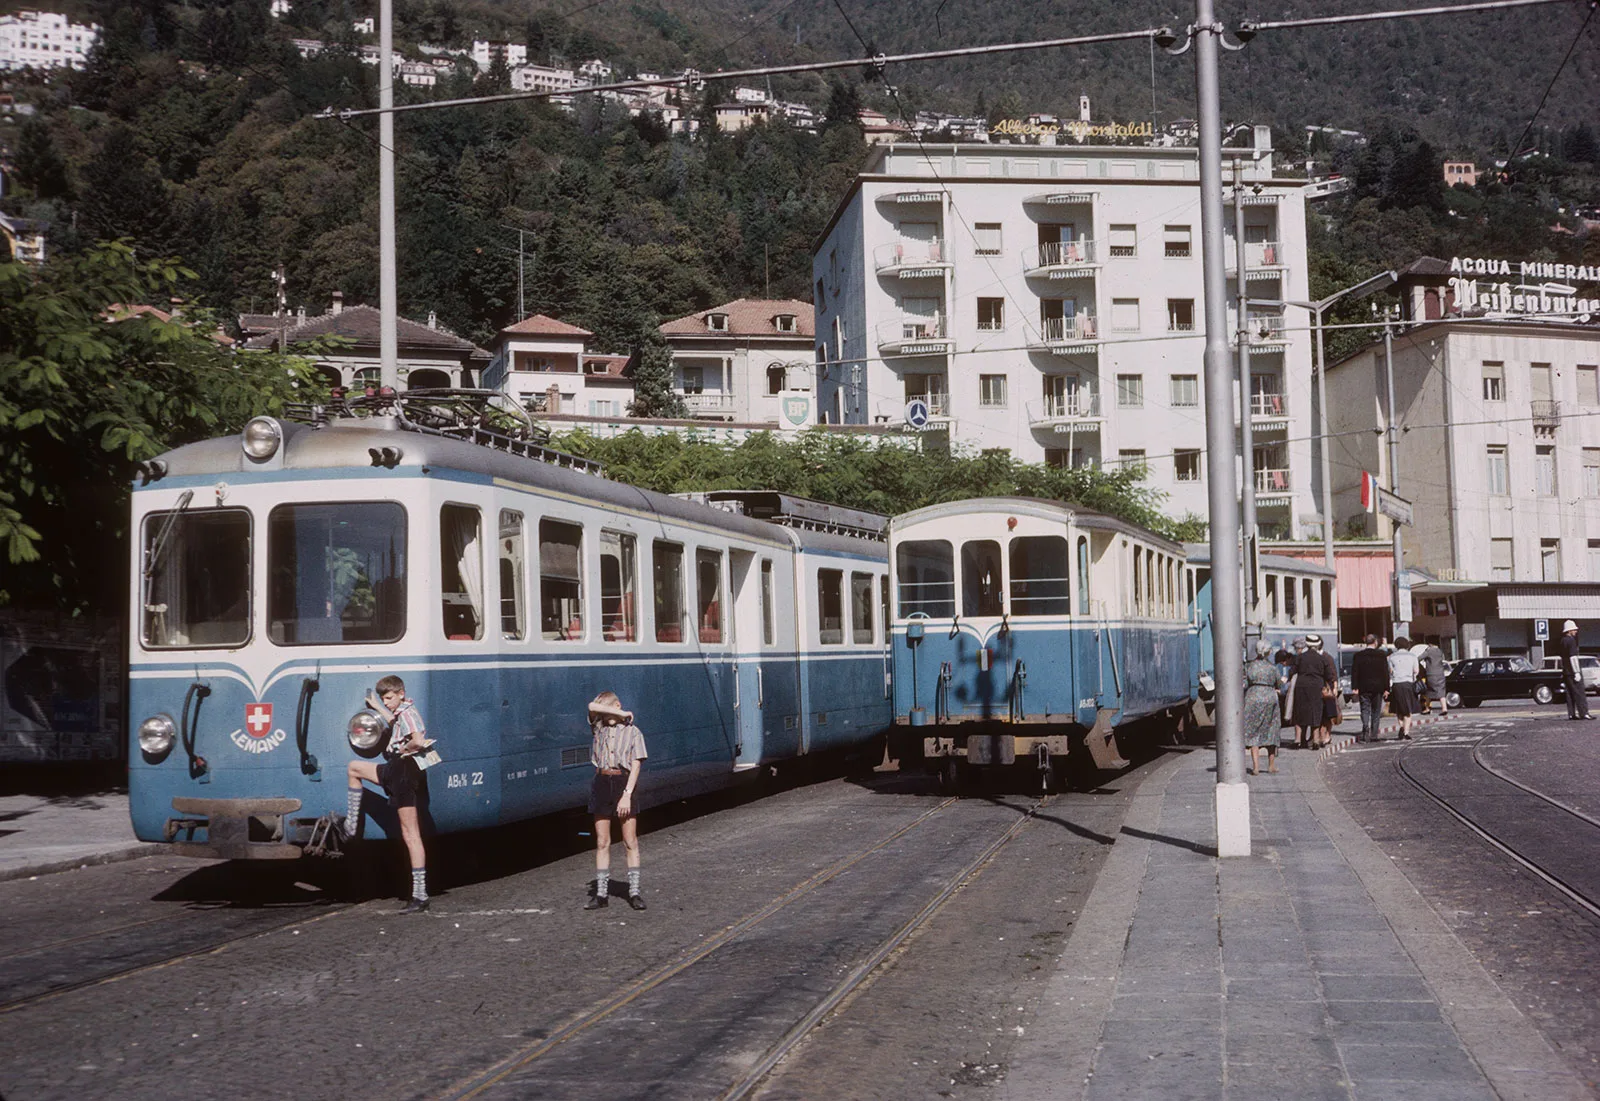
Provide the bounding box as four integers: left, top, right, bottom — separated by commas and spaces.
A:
0, 11, 98, 71
479, 314, 635, 417
811, 131, 1316, 535
1326, 256, 1600, 655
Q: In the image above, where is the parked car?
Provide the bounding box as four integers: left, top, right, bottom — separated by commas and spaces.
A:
1445, 657, 1566, 708
1542, 655, 1600, 694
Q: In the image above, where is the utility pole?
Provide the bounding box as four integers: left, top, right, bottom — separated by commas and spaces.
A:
1193, 0, 1249, 855
1233, 158, 1258, 616
379, 0, 397, 388
1381, 304, 1406, 636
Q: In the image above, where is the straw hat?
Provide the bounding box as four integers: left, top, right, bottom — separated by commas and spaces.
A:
588, 691, 633, 722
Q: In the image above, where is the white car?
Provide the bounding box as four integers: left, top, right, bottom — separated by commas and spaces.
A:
1543, 655, 1600, 694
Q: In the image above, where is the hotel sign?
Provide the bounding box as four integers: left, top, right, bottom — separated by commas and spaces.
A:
989, 118, 1155, 141
1447, 256, 1600, 322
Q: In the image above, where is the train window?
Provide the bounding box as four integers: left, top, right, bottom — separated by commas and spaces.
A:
653, 541, 685, 643
1301, 579, 1313, 624
697, 549, 723, 643
961, 540, 1004, 617
1321, 579, 1333, 620
1265, 575, 1279, 623
1076, 536, 1091, 616
851, 572, 874, 643
143, 507, 252, 648
1145, 549, 1155, 616
1009, 536, 1070, 616
880, 575, 890, 641
1131, 548, 1143, 616
539, 518, 583, 641
761, 559, 775, 646
897, 540, 955, 618
1185, 567, 1196, 622
818, 569, 844, 644
439, 504, 484, 641
1283, 575, 1297, 623
500, 510, 526, 641
266, 503, 405, 646
600, 530, 637, 642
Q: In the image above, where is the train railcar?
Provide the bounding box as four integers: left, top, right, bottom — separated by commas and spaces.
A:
128, 402, 890, 859
888, 497, 1194, 791
1186, 544, 1339, 714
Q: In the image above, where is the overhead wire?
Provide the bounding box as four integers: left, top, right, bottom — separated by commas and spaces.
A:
1501, 0, 1598, 160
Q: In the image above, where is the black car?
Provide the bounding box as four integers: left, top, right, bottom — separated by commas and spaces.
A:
1444, 657, 1566, 708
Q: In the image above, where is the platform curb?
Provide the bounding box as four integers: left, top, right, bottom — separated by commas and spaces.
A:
0, 843, 165, 883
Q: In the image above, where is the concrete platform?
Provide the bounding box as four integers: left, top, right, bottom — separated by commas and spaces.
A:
0, 791, 158, 881
1004, 742, 1591, 1101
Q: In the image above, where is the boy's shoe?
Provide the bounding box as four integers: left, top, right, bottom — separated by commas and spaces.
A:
399, 897, 429, 915
584, 894, 609, 910
627, 892, 647, 911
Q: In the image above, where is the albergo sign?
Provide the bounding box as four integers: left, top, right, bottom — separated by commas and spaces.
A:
1447, 256, 1600, 322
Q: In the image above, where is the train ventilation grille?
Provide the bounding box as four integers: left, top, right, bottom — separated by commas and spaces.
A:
560, 747, 588, 769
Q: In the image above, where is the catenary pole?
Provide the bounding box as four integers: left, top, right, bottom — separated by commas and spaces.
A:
1382, 308, 1404, 634
1233, 158, 1258, 614
1315, 304, 1333, 568
1194, 0, 1250, 855
379, 0, 397, 387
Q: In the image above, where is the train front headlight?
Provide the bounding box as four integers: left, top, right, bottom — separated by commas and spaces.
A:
138, 714, 176, 758
347, 710, 386, 753
241, 416, 282, 462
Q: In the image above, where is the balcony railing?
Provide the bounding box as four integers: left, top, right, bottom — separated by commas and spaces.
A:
1227, 240, 1286, 274
1028, 392, 1103, 429
1251, 392, 1286, 418
1254, 467, 1292, 495
682, 392, 736, 415
1243, 315, 1288, 346
1024, 239, 1100, 275
1532, 399, 1561, 426
874, 239, 949, 274
878, 315, 953, 354
1030, 314, 1100, 350
905, 392, 950, 416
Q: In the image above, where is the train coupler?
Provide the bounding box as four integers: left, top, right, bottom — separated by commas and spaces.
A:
304, 813, 347, 859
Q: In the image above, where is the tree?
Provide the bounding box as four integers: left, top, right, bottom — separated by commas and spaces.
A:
11, 119, 70, 200
627, 332, 688, 418
0, 243, 319, 613
824, 81, 861, 128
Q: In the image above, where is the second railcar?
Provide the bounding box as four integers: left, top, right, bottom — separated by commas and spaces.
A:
889, 498, 1194, 790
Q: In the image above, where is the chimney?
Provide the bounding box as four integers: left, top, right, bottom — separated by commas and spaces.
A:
427, 310, 438, 330
331, 290, 343, 315
296, 306, 307, 324
547, 383, 561, 412
1079, 93, 1090, 122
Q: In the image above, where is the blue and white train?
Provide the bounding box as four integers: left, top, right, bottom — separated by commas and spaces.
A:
888, 498, 1196, 791
128, 401, 891, 859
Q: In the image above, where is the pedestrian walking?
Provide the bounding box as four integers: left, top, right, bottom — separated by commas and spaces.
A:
1243, 639, 1284, 775
1291, 635, 1335, 749
585, 690, 650, 911
1278, 638, 1309, 747
1420, 639, 1449, 717
343, 674, 439, 914
1307, 634, 1340, 747
1387, 638, 1420, 740
1350, 634, 1390, 742
1559, 620, 1593, 721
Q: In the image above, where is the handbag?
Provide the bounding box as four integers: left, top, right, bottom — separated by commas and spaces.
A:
1320, 682, 1336, 699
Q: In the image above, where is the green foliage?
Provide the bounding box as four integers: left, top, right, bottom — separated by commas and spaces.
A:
552, 430, 1185, 540
627, 333, 687, 418
0, 243, 320, 613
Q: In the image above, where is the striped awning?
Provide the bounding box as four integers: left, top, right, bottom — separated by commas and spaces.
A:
1496, 585, 1600, 619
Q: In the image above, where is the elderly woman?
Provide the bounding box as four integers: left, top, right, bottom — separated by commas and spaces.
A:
1244, 639, 1285, 775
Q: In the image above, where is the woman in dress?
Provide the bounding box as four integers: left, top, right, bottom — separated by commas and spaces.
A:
1292, 634, 1334, 748
1244, 639, 1285, 775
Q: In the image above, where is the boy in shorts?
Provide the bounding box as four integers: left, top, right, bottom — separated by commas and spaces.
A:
344, 674, 434, 913
585, 691, 648, 911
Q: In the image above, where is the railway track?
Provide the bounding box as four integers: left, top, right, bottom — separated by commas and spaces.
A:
433, 791, 1046, 1101
1395, 730, 1600, 921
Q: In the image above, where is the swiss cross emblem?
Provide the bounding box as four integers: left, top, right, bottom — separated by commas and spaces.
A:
244, 703, 273, 739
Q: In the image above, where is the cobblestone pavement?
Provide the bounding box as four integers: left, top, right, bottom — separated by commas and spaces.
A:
0, 756, 1155, 1101
1323, 714, 1600, 1093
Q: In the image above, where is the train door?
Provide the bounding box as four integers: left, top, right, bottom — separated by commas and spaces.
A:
729, 550, 764, 769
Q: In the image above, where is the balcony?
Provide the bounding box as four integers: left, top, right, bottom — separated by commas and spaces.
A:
1023, 190, 1097, 207
1023, 239, 1101, 279
1248, 391, 1289, 427
1027, 314, 1101, 355
1028, 392, 1103, 433
878, 315, 954, 355
682, 392, 736, 418
878, 189, 943, 206
874, 239, 951, 279
1532, 400, 1561, 427
1226, 240, 1287, 278
1237, 314, 1288, 352
1254, 467, 1292, 499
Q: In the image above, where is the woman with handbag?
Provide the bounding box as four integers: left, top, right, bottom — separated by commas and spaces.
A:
1290, 634, 1333, 748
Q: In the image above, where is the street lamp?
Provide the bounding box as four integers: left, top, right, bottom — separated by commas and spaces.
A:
1248, 268, 1396, 570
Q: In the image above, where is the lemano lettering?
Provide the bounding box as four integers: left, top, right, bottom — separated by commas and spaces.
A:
230, 727, 288, 754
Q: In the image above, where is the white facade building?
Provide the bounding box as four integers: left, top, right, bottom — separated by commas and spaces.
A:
512, 64, 577, 95
479, 314, 636, 418
660, 299, 817, 425
812, 134, 1316, 534
472, 40, 527, 72
0, 11, 99, 71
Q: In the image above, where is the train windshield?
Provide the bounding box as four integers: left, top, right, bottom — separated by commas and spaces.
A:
896, 539, 955, 618
1009, 536, 1070, 616
267, 503, 406, 645
961, 540, 1004, 617
141, 508, 251, 649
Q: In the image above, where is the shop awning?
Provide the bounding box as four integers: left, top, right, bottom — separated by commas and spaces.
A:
1496, 585, 1600, 619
